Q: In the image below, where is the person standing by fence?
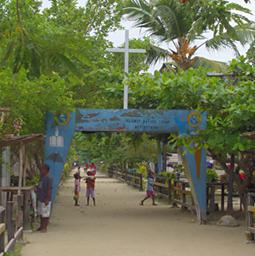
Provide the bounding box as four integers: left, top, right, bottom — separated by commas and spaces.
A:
37, 164, 52, 233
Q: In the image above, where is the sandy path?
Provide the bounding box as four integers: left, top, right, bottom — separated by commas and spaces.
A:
22, 173, 254, 256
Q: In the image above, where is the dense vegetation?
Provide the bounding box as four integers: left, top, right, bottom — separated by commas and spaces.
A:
1, 0, 255, 211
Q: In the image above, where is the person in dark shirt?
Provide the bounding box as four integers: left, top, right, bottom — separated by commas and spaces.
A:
37, 164, 52, 232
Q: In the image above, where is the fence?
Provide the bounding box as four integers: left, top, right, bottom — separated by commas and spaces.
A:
154, 177, 195, 211
108, 169, 143, 191
108, 168, 228, 213
126, 173, 143, 191
246, 192, 255, 241
0, 199, 23, 256
207, 182, 227, 212
0, 186, 33, 255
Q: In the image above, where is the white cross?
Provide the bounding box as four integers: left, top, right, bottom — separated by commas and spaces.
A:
106, 30, 146, 109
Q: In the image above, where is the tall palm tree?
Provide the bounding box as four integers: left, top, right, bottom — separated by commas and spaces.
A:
125, 0, 255, 70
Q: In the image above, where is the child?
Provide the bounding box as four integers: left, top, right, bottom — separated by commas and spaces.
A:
140, 162, 157, 206
90, 161, 97, 176
85, 169, 96, 206
73, 172, 81, 206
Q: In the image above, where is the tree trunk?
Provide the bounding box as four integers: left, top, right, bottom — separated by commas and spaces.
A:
227, 154, 235, 213
162, 140, 167, 172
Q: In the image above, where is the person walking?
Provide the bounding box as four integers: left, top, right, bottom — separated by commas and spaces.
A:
140, 162, 157, 206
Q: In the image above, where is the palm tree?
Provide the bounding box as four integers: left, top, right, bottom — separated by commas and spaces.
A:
125, 0, 255, 70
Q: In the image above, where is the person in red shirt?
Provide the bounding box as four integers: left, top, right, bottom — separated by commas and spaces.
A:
85, 170, 96, 206
90, 162, 97, 176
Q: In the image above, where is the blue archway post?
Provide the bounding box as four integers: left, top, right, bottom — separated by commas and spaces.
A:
176, 111, 207, 223
182, 147, 207, 223
44, 112, 76, 200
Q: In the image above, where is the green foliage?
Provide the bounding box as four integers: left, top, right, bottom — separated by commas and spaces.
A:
159, 171, 175, 182
206, 168, 218, 183
0, 0, 123, 78
0, 0, 125, 135
0, 68, 74, 133
26, 173, 39, 186
124, 62, 255, 177
73, 133, 159, 170
4, 242, 22, 256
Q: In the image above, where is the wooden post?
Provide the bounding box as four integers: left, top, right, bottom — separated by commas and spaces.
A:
159, 177, 162, 194
23, 152, 28, 187
16, 195, 23, 229
139, 173, 143, 191
246, 193, 255, 240
221, 183, 225, 211
124, 170, 127, 182
208, 183, 216, 212
206, 184, 209, 209
168, 179, 172, 203
18, 143, 25, 196
162, 138, 168, 172
172, 181, 177, 207
247, 193, 252, 230
182, 182, 187, 209
23, 191, 30, 230
6, 201, 14, 242
0, 206, 5, 254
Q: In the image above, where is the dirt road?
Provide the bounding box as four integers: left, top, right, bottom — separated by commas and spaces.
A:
22, 173, 254, 256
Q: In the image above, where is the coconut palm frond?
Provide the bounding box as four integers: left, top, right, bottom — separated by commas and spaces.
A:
125, 0, 192, 41
206, 34, 234, 50
235, 23, 255, 45
230, 13, 251, 26
1, 40, 16, 66
125, 1, 169, 41
206, 22, 255, 52
145, 44, 169, 65
53, 53, 83, 78
226, 3, 251, 15
188, 17, 207, 41
125, 0, 154, 29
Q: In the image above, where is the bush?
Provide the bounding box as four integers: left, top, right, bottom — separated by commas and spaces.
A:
206, 168, 218, 183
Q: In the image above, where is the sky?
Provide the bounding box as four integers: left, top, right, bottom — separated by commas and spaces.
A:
42, 0, 255, 71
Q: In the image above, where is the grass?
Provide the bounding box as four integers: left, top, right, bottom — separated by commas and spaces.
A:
4, 242, 23, 256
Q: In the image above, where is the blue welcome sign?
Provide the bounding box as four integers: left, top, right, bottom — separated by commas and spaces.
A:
75, 109, 205, 133
45, 109, 207, 223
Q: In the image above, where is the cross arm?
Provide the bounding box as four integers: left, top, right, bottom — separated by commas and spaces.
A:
106, 48, 146, 53
106, 48, 125, 53
128, 49, 146, 53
